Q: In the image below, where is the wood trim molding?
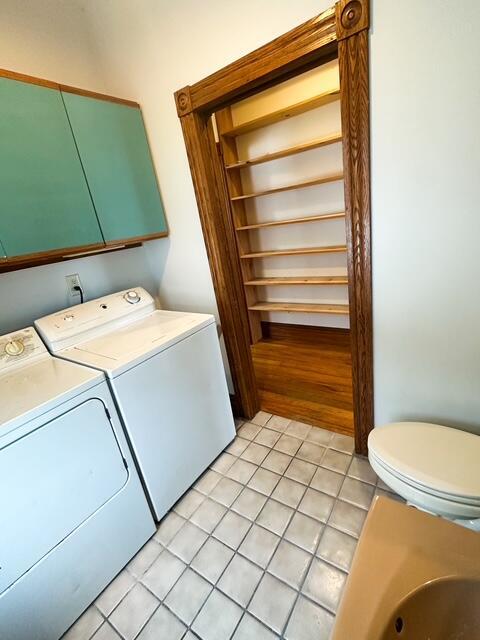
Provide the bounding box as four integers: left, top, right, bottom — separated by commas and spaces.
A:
0, 68, 139, 107
174, 0, 373, 450
105, 231, 169, 246
335, 0, 369, 41
337, 0, 373, 454
0, 67, 59, 89
174, 86, 193, 117
59, 84, 139, 108
178, 110, 259, 417
0, 242, 141, 273
175, 7, 337, 116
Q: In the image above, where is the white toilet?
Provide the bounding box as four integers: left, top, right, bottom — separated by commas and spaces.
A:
368, 422, 480, 530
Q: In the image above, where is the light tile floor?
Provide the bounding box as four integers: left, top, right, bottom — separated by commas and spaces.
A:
63, 413, 402, 640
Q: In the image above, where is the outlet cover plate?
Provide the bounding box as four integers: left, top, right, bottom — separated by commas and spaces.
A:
66, 273, 82, 297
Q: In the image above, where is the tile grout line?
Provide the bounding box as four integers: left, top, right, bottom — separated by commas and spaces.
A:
136, 476, 265, 638
195, 418, 368, 636
189, 420, 352, 636
132, 419, 293, 638
99, 415, 387, 640
238, 416, 353, 638
281, 463, 357, 636
276, 432, 340, 639
183, 435, 289, 638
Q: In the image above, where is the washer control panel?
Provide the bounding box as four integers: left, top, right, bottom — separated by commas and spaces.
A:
35, 287, 156, 352
0, 327, 47, 372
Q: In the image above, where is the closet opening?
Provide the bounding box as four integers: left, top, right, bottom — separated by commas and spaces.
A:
214, 59, 353, 437
175, 0, 371, 453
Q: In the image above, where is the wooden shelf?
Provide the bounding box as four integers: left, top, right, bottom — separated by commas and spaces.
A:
225, 133, 342, 170
249, 302, 349, 314
245, 276, 348, 286
231, 173, 344, 201
241, 245, 347, 259
236, 211, 345, 231
221, 89, 340, 138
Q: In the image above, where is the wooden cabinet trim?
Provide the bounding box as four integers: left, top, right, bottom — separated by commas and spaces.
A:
0, 68, 139, 107
104, 231, 169, 246
0, 233, 167, 275
0, 242, 142, 274
0, 68, 59, 89
59, 84, 139, 108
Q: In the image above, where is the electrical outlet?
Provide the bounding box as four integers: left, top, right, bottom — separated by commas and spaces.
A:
65, 273, 82, 297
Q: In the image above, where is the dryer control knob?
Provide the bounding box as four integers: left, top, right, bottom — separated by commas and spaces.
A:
124, 290, 141, 304
5, 339, 25, 356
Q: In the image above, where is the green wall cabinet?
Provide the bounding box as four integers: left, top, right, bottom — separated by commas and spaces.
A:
0, 70, 168, 271
0, 78, 104, 257
62, 92, 167, 243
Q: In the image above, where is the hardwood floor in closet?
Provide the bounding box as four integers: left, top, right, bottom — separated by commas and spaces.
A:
252, 322, 354, 437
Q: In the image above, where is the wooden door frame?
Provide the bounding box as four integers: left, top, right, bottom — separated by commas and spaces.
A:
174, 0, 372, 454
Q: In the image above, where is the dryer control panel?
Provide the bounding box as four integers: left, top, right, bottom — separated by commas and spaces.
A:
0, 327, 47, 372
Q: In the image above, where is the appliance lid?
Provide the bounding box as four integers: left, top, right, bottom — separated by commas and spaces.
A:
368, 422, 480, 500
58, 309, 216, 377
0, 356, 103, 436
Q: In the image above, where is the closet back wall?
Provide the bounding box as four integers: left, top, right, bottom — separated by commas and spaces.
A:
0, 0, 161, 333
229, 60, 348, 329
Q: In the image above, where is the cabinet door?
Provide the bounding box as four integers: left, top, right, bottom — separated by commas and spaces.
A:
0, 78, 104, 257
62, 93, 167, 243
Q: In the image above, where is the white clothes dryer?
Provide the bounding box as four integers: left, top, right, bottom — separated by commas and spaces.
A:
36, 287, 236, 521
0, 327, 155, 640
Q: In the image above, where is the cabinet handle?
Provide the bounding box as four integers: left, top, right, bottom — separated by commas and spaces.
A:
66, 245, 126, 258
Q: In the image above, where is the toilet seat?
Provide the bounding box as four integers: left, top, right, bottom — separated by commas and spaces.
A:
370, 450, 480, 507
368, 422, 480, 520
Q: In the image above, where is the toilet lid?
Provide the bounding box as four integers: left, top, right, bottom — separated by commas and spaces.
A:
368, 422, 480, 500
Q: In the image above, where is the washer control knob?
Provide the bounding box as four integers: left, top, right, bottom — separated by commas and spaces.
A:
124, 290, 141, 304
64, 314, 75, 322
5, 339, 25, 356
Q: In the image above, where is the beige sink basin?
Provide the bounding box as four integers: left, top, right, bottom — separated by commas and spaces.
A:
380, 576, 480, 639
332, 497, 480, 640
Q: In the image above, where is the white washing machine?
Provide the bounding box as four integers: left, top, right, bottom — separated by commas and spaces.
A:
0, 326, 155, 640
36, 287, 236, 521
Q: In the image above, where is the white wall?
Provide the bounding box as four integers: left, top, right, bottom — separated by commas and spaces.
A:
0, 0, 161, 334
0, 0, 102, 90
371, 0, 480, 433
